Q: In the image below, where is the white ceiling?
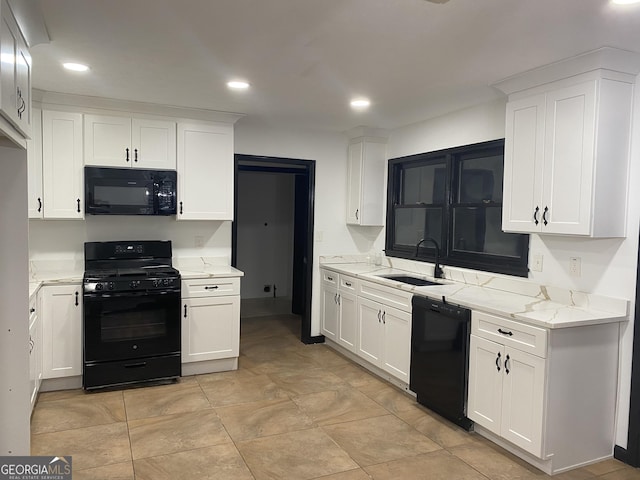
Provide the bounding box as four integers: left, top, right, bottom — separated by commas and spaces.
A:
30, 0, 640, 132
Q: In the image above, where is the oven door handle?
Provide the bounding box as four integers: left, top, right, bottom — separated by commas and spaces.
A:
84, 289, 180, 299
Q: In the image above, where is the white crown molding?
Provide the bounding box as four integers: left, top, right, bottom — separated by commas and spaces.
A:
492, 46, 640, 96
34, 89, 245, 124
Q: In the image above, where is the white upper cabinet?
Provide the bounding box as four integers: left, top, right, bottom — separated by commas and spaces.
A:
84, 114, 176, 170
42, 110, 84, 219
27, 108, 43, 218
499, 49, 639, 237
0, 0, 31, 138
346, 137, 386, 226
176, 121, 234, 220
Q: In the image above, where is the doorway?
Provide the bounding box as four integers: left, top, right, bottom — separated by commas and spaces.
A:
232, 154, 319, 344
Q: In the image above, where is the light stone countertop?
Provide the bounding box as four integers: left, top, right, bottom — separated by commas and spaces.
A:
28, 256, 244, 301
321, 262, 628, 330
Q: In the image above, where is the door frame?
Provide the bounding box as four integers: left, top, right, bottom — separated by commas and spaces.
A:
232, 154, 322, 344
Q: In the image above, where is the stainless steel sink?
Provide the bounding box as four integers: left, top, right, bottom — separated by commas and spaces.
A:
378, 275, 441, 286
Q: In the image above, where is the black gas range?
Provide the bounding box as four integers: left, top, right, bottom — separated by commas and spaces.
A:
83, 240, 181, 390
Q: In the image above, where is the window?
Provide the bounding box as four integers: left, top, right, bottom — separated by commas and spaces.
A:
385, 139, 529, 277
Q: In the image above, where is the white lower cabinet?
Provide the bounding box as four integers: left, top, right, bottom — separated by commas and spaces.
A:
28, 294, 42, 412
468, 310, 620, 474
468, 334, 545, 456
181, 278, 240, 365
41, 284, 82, 379
320, 271, 412, 384
357, 297, 411, 383
320, 271, 358, 353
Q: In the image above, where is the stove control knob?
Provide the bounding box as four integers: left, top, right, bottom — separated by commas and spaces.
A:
108, 282, 115, 290
130, 280, 140, 289
95, 283, 103, 291
163, 278, 170, 286
153, 279, 162, 287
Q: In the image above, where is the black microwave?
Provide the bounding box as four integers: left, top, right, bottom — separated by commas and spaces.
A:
84, 166, 177, 216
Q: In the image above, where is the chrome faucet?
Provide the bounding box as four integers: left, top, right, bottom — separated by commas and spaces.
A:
415, 237, 444, 279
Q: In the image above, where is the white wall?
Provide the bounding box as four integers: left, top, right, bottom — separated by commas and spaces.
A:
386, 95, 640, 450
29, 217, 232, 261
236, 171, 295, 298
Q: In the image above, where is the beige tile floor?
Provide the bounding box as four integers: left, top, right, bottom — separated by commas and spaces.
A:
31, 313, 640, 479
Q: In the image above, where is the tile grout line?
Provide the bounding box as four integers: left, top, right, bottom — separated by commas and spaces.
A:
195, 373, 257, 480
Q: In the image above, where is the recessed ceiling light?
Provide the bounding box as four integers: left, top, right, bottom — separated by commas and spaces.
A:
63, 62, 89, 72
350, 98, 371, 110
612, 0, 640, 4
227, 80, 250, 90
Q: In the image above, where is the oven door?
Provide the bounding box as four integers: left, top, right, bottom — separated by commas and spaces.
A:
83, 289, 181, 363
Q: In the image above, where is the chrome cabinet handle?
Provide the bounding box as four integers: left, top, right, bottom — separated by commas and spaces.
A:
496, 352, 501, 371
74, 291, 79, 306
498, 328, 513, 336
184, 304, 188, 318
505, 354, 511, 374
37, 197, 42, 212
77, 198, 81, 213
204, 286, 219, 290
179, 202, 183, 215
543, 206, 549, 226
126, 148, 130, 162
134, 148, 138, 162
533, 206, 539, 225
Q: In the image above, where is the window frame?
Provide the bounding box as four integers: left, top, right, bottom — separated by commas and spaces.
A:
384, 139, 529, 277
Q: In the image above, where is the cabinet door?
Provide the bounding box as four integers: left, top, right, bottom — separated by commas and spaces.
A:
381, 305, 411, 382
357, 297, 382, 365
501, 346, 546, 456
346, 141, 363, 224
42, 110, 84, 219
337, 290, 357, 352
27, 108, 43, 218
502, 95, 545, 233
177, 122, 234, 220
132, 118, 176, 169
542, 81, 597, 235
320, 285, 339, 341
84, 114, 132, 167
41, 285, 82, 379
0, 1, 17, 128
14, 29, 30, 136
467, 335, 503, 436
29, 310, 38, 411
182, 296, 240, 363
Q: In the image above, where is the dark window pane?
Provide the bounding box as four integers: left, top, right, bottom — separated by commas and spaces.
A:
458, 154, 503, 203
402, 163, 446, 204
394, 207, 442, 247
452, 207, 520, 257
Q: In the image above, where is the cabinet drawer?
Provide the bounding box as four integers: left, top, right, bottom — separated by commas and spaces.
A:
358, 279, 412, 313
340, 275, 357, 293
322, 270, 339, 287
472, 311, 547, 358
182, 277, 240, 297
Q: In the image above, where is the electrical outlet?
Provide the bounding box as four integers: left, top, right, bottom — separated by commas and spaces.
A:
315, 231, 323, 242
532, 254, 543, 272
194, 235, 204, 248
569, 257, 581, 277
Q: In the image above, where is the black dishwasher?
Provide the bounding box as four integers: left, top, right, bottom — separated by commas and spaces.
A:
410, 295, 472, 430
